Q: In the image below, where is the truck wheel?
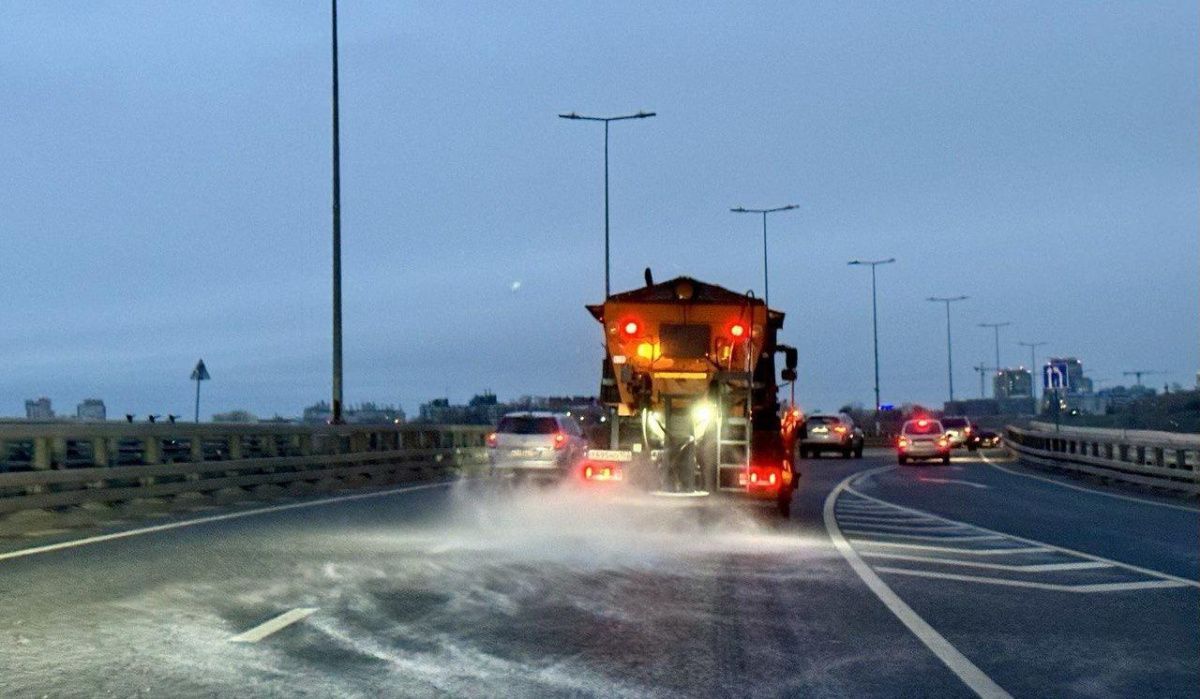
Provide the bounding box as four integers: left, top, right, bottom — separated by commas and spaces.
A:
776, 493, 792, 518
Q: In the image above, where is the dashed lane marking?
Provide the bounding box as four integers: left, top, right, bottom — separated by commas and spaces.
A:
979, 451, 1200, 513
824, 470, 1013, 699
917, 477, 990, 489
231, 608, 319, 643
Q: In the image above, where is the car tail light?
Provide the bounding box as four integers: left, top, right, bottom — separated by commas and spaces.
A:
937, 437, 949, 447
898, 437, 910, 449
834, 425, 847, 434
553, 433, 567, 449
583, 463, 622, 481
486, 432, 497, 448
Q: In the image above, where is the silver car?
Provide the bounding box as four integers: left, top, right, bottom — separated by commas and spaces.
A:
800, 413, 865, 459
487, 412, 588, 479
897, 418, 951, 465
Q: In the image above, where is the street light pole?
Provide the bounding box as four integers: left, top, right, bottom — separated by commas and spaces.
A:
558, 110, 656, 298
1018, 341, 1046, 405
928, 296, 968, 404
978, 322, 1011, 396
330, 0, 344, 424
731, 204, 798, 309
848, 258, 896, 410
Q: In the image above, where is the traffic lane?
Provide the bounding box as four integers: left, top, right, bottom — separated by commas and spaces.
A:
834, 468, 1199, 697
0, 471, 972, 697
851, 452, 1200, 582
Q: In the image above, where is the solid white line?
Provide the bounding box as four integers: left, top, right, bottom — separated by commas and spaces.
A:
839, 522, 970, 533
824, 471, 1013, 699
845, 480, 1200, 590
980, 452, 1200, 513
873, 567, 1191, 594
849, 540, 1052, 556
836, 513, 932, 523
0, 481, 452, 564
860, 551, 1113, 572
230, 607, 318, 643
842, 530, 1004, 542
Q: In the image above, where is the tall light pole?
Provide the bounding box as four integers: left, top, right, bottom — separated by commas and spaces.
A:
731, 204, 798, 309
558, 110, 656, 298
927, 296, 968, 403
1018, 340, 1046, 404
330, 0, 344, 424
848, 258, 896, 410
978, 322, 1011, 396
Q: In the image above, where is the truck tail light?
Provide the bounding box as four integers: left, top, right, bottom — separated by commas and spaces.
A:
730, 323, 746, 338
583, 463, 622, 481
622, 320, 640, 337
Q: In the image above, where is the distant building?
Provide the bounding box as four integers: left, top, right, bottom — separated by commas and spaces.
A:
301, 400, 406, 424
416, 393, 603, 425
76, 398, 106, 421
302, 401, 332, 424
25, 397, 54, 420
993, 368, 1033, 399
212, 410, 258, 423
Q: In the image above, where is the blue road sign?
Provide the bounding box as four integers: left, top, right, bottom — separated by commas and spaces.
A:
1043, 361, 1069, 391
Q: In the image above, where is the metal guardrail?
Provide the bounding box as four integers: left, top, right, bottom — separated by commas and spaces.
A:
0, 422, 490, 515
1004, 423, 1200, 494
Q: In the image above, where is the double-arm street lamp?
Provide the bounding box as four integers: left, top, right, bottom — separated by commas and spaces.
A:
558, 111, 656, 298
927, 296, 969, 403
730, 204, 798, 308
848, 258, 896, 410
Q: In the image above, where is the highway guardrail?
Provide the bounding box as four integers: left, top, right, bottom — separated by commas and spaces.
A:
1004, 422, 1200, 494
0, 422, 489, 515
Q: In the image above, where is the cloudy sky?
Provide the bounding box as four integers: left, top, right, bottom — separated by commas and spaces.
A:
1, 1, 1195, 418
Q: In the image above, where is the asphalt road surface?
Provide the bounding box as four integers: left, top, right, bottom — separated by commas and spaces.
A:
0, 449, 1196, 697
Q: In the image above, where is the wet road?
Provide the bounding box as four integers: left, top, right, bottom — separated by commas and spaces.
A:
0, 450, 1195, 697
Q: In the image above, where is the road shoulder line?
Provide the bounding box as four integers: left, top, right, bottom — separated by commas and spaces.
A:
824, 469, 1013, 699
0, 481, 452, 564
231, 608, 319, 643
980, 451, 1200, 513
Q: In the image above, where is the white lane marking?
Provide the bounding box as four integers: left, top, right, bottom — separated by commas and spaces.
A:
842, 530, 1004, 542
825, 472, 1013, 699
850, 540, 1052, 556
835, 513, 933, 523
0, 482, 452, 564
839, 521, 970, 533
861, 552, 1113, 572
980, 451, 1200, 514
873, 567, 1191, 594
231, 607, 318, 643
846, 479, 1200, 590
918, 477, 990, 489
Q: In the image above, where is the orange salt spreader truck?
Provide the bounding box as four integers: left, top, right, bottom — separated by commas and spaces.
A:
581, 272, 800, 517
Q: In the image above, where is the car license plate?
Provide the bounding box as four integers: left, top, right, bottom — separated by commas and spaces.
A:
811, 426, 828, 434
510, 448, 538, 458
588, 449, 633, 462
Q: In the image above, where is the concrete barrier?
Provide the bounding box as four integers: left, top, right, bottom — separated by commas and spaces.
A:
1004, 422, 1200, 494
0, 422, 489, 516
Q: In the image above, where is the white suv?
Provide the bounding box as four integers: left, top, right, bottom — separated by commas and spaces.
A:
486, 412, 588, 479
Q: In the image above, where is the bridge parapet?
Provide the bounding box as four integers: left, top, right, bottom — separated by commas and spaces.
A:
1004, 422, 1200, 494
0, 422, 489, 515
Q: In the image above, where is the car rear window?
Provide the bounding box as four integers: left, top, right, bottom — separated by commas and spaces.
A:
807, 416, 840, 426
903, 420, 943, 435
497, 416, 559, 434
941, 418, 969, 428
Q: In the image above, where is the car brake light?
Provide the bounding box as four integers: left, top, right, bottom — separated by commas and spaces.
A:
833, 425, 847, 434
553, 433, 567, 449
622, 320, 640, 337
486, 432, 497, 448
937, 438, 949, 447
917, 419, 928, 427
898, 437, 910, 448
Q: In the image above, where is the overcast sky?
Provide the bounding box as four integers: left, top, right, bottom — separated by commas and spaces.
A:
1, 1, 1195, 418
